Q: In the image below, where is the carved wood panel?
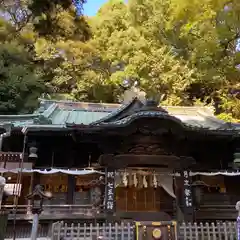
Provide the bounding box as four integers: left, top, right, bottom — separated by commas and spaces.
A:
118, 135, 171, 155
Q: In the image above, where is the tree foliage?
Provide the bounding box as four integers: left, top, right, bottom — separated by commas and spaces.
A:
0, 0, 89, 113
0, 18, 45, 114
1, 0, 240, 120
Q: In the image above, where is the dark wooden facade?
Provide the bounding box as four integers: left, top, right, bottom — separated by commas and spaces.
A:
0, 98, 240, 222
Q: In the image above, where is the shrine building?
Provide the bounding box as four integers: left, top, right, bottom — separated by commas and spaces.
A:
1, 91, 240, 225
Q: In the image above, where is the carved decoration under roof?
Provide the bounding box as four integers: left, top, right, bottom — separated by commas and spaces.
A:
117, 135, 171, 155
99, 154, 195, 169
127, 143, 168, 155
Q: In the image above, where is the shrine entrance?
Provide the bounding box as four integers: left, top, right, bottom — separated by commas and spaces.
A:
116, 186, 175, 213
101, 152, 195, 221
99, 119, 195, 222
116, 187, 162, 212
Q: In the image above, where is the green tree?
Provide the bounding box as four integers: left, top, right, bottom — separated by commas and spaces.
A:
0, 18, 45, 114
126, 0, 240, 118
87, 0, 196, 104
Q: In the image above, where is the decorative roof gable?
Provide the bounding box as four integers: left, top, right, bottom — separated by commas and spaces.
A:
1, 98, 240, 133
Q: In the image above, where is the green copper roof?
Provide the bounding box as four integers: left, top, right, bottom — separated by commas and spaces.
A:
50, 108, 109, 125
0, 98, 239, 131
0, 99, 120, 128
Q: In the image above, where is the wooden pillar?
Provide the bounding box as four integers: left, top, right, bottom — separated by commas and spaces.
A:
180, 170, 194, 222
105, 168, 116, 217
67, 175, 75, 204
66, 151, 75, 204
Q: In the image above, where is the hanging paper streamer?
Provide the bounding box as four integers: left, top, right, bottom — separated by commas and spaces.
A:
153, 174, 158, 188
72, 0, 82, 16
143, 175, 148, 188
133, 173, 138, 187
122, 172, 128, 187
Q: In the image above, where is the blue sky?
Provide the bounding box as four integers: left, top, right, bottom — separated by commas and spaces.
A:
83, 0, 108, 16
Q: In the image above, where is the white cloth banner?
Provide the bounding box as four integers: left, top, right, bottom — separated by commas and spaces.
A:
0, 168, 104, 175
189, 171, 240, 176
1, 167, 239, 177
158, 175, 176, 199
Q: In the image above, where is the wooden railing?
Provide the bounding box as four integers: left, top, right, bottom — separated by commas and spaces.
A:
2, 204, 102, 220
4, 204, 237, 221
195, 204, 237, 220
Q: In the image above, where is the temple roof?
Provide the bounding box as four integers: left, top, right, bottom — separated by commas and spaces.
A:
0, 98, 239, 132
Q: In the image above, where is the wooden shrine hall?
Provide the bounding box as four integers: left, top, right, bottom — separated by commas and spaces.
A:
1, 91, 240, 223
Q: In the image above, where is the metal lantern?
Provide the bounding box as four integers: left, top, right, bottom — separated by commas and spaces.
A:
26, 185, 52, 240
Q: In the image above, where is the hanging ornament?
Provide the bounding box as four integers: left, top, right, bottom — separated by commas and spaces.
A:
115, 172, 121, 187
122, 172, 128, 187
143, 175, 148, 188
133, 173, 138, 187
153, 174, 158, 188
128, 171, 133, 187
157, 175, 162, 187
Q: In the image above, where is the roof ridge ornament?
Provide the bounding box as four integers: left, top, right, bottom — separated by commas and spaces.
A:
122, 86, 146, 104
138, 95, 168, 113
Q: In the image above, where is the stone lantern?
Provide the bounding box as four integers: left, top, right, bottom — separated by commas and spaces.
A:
26, 185, 52, 240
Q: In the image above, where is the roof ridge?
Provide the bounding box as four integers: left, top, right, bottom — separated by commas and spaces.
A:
0, 114, 39, 119
90, 97, 142, 125
39, 98, 121, 107
42, 103, 58, 118
162, 105, 213, 109
197, 110, 225, 125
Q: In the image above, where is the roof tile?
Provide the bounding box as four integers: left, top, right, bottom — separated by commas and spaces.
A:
0, 98, 239, 130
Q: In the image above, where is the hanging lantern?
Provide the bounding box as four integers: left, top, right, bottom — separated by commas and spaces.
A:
29, 146, 38, 159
